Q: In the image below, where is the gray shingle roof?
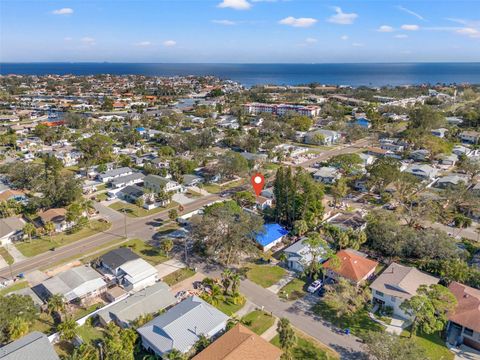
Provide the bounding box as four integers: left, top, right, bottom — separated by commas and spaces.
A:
0, 331, 59, 360
138, 296, 228, 355
110, 173, 145, 187
97, 281, 176, 327
100, 247, 140, 270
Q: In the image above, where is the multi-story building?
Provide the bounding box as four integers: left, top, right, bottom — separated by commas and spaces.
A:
244, 103, 321, 118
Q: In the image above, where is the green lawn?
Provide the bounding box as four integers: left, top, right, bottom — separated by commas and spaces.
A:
0, 247, 14, 265
163, 268, 196, 286
271, 328, 338, 360
30, 312, 55, 335
121, 238, 169, 265
215, 294, 246, 316
73, 302, 104, 321
401, 329, 454, 360
0, 281, 28, 296
241, 310, 275, 335
76, 324, 106, 345
15, 220, 111, 257
279, 278, 307, 301
246, 264, 286, 288
312, 301, 384, 339
109, 201, 178, 218
202, 179, 244, 194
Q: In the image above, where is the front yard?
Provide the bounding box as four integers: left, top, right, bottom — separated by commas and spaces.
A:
0, 280, 28, 296
162, 267, 196, 286
312, 301, 384, 339
242, 310, 275, 335
401, 329, 454, 360
271, 327, 339, 360
279, 278, 307, 301
215, 294, 246, 316
109, 201, 178, 218
15, 220, 111, 257
245, 263, 286, 288
122, 238, 169, 265
0, 247, 14, 265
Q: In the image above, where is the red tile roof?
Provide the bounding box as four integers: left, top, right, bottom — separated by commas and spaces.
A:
323, 249, 378, 283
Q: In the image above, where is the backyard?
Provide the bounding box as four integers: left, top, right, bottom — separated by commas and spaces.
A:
242, 310, 275, 335
109, 201, 178, 218
245, 263, 286, 288
15, 220, 111, 257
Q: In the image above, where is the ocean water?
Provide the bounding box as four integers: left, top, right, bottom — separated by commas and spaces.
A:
1, 63, 480, 87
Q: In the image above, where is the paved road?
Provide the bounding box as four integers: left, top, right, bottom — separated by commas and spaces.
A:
0, 194, 220, 280
239, 279, 366, 359
297, 138, 372, 168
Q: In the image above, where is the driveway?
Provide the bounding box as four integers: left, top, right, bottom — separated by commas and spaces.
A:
156, 259, 186, 279
239, 279, 366, 359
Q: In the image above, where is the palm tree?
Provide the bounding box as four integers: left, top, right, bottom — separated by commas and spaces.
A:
47, 293, 65, 321
194, 334, 211, 353
165, 349, 186, 360
203, 284, 224, 307
58, 317, 78, 341
6, 317, 30, 341
44, 221, 56, 239
23, 222, 36, 243
160, 239, 174, 256
276, 318, 297, 359
221, 269, 233, 294
65, 343, 99, 360
230, 273, 241, 295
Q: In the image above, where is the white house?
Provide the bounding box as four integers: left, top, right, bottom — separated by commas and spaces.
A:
0, 217, 25, 246
313, 167, 341, 184
98, 167, 133, 183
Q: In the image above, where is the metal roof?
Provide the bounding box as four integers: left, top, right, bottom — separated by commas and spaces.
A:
101, 247, 140, 270
0, 331, 59, 360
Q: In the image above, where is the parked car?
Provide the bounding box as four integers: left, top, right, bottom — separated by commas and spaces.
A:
307, 279, 323, 294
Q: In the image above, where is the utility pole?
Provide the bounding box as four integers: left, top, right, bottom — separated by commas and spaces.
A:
123, 208, 127, 238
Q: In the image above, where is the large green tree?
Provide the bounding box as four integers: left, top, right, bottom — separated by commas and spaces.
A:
400, 284, 457, 338
363, 331, 427, 360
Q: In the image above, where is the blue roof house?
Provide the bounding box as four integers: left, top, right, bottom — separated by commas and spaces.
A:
354, 117, 372, 128
255, 223, 289, 252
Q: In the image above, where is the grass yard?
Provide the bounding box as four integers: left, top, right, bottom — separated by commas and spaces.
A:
401, 329, 454, 360
202, 179, 244, 194
76, 324, 106, 345
0, 280, 28, 296
15, 220, 111, 257
279, 278, 307, 301
0, 247, 14, 265
72, 302, 104, 321
215, 294, 246, 316
121, 238, 169, 265
30, 312, 55, 335
241, 310, 275, 335
109, 201, 178, 218
246, 264, 286, 288
163, 267, 196, 286
271, 328, 339, 360
312, 301, 384, 339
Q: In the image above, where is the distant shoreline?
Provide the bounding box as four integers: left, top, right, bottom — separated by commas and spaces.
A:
1, 62, 480, 87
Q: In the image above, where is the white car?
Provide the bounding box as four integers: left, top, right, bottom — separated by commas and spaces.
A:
307, 280, 323, 294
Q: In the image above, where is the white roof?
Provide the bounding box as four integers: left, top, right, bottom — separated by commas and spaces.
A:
119, 258, 157, 285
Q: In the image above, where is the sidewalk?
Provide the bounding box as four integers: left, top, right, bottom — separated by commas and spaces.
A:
267, 271, 294, 294
261, 318, 279, 341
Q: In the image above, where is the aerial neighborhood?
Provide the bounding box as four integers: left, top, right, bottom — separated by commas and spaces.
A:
0, 74, 480, 360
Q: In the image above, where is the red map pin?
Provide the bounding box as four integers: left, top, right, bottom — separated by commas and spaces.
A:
251, 173, 265, 196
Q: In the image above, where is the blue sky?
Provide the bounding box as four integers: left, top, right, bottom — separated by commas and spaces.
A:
1, 0, 479, 62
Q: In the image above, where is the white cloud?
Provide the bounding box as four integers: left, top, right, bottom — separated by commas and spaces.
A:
80, 37, 95, 45
377, 25, 394, 32
163, 40, 177, 47
218, 0, 251, 10
340, 35, 349, 40
52, 7, 73, 15
212, 19, 237, 25
352, 42, 364, 47
135, 41, 152, 47
401, 24, 420, 31
305, 37, 318, 43
328, 7, 358, 25
396, 6, 425, 21
394, 34, 408, 39
456, 27, 480, 38
279, 16, 317, 28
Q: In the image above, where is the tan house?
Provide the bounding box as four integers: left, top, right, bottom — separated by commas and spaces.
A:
370, 262, 439, 319
193, 324, 282, 360
38, 208, 71, 232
